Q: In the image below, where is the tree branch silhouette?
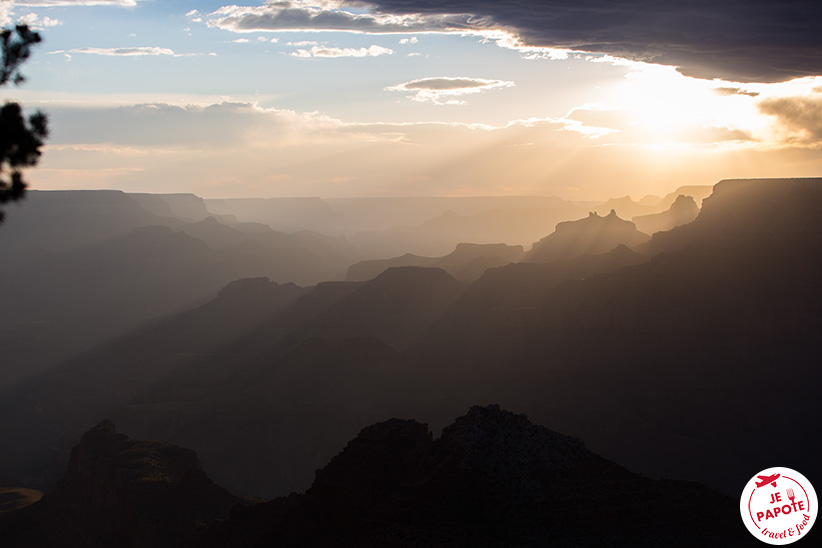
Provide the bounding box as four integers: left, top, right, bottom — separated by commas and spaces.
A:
1, 25, 49, 224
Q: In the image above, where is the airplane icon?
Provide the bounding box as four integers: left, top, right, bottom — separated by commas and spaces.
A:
756, 473, 780, 488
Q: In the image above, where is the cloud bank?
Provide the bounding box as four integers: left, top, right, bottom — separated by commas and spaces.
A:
359, 0, 822, 83
206, 2, 494, 35
204, 1, 822, 83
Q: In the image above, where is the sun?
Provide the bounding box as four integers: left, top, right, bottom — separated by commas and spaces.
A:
611, 62, 768, 146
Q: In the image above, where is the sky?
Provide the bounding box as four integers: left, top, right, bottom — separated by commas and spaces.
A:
2, 0, 822, 200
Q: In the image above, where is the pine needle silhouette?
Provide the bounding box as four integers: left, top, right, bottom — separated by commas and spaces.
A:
0, 25, 49, 224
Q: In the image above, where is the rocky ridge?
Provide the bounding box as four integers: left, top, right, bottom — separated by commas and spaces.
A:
527, 209, 649, 263
1, 421, 242, 548
192, 405, 751, 547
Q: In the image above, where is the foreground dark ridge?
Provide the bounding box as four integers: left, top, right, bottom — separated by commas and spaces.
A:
0, 420, 243, 547
1, 406, 758, 547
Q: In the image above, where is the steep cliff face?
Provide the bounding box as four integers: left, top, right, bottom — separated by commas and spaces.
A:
632, 194, 699, 235
1, 421, 242, 548
642, 177, 822, 254
194, 405, 748, 548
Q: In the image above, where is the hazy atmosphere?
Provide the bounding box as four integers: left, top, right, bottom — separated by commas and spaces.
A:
1, 1, 821, 547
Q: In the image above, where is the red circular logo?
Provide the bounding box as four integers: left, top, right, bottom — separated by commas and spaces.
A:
740, 467, 817, 544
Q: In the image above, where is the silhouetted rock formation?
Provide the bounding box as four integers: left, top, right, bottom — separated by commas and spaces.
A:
417, 177, 822, 493
346, 203, 585, 257
632, 194, 698, 235
526, 209, 649, 262
0, 421, 242, 547
347, 242, 524, 281
3, 178, 821, 510
591, 195, 658, 219
191, 405, 748, 547
657, 185, 713, 209
641, 177, 822, 255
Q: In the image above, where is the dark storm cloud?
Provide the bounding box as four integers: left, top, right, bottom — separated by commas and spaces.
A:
354, 0, 822, 83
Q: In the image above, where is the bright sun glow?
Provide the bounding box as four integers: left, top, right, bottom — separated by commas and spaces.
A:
611, 63, 767, 145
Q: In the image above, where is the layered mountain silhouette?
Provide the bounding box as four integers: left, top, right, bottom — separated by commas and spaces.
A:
0, 192, 355, 388
2, 177, 820, 508
0, 267, 461, 496
413, 178, 822, 492
347, 242, 524, 282
1, 407, 756, 547
592, 185, 711, 219
349, 205, 586, 257
207, 195, 581, 240
0, 190, 184, 256
526, 209, 649, 262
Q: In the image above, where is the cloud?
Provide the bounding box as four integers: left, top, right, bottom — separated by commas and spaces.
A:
548, 106, 624, 139
759, 95, 822, 143
0, 4, 12, 26
695, 126, 755, 143
291, 44, 393, 57
186, 9, 203, 23
45, 101, 351, 148
399, 36, 418, 44
17, 11, 60, 28
2, 0, 141, 25
713, 87, 760, 98
49, 46, 193, 57
398, 77, 506, 91
387, 76, 514, 104
543, 102, 757, 145
12, 1, 141, 5
356, 0, 822, 83
206, 2, 495, 36
11, 1, 822, 83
